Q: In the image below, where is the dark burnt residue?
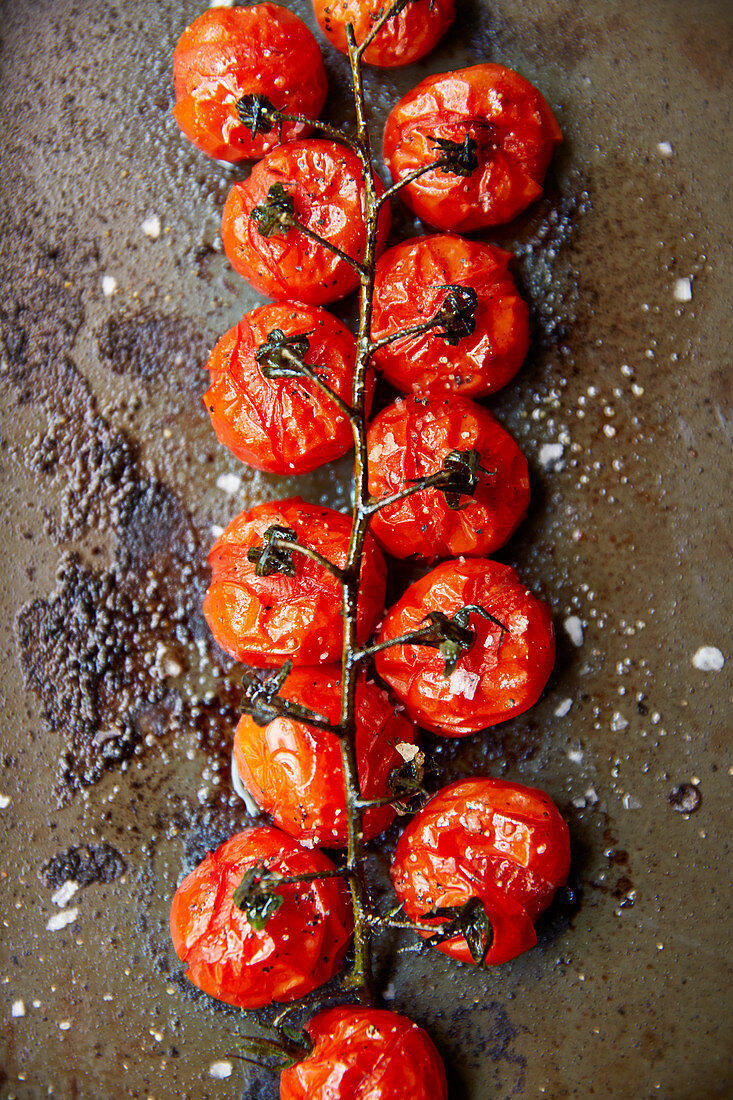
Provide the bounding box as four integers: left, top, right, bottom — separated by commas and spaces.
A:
39, 842, 127, 888
96, 307, 211, 394
446, 1000, 526, 1093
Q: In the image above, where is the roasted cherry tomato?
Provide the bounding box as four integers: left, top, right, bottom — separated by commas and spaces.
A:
370, 234, 529, 397
312, 0, 455, 68
234, 664, 416, 848
204, 497, 386, 667
222, 139, 391, 305
374, 557, 555, 736
204, 302, 365, 475
383, 64, 562, 231
172, 4, 328, 162
391, 777, 570, 966
280, 1006, 448, 1099
170, 826, 352, 1008
367, 395, 529, 560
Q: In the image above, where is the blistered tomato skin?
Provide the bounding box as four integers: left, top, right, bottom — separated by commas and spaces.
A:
234, 665, 416, 848
172, 5, 328, 162
367, 395, 530, 560
222, 140, 391, 305
204, 303, 363, 475
383, 64, 562, 232
370, 234, 530, 398
169, 827, 353, 1009
391, 778, 571, 965
374, 558, 555, 736
279, 1006, 449, 1100
312, 0, 455, 68
204, 497, 386, 667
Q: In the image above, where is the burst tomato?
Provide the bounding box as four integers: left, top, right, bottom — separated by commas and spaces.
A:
204, 497, 386, 667
169, 826, 352, 1008
312, 0, 455, 68
172, 4, 328, 162
374, 557, 555, 736
367, 395, 530, 560
391, 777, 570, 966
222, 139, 391, 305
370, 234, 529, 397
280, 1006, 448, 1098
383, 64, 562, 231
234, 664, 416, 848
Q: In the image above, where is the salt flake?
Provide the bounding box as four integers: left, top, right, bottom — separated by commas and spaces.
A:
216, 472, 241, 495
538, 442, 564, 470
11, 1000, 25, 1018
674, 277, 692, 302
102, 275, 117, 297
554, 697, 573, 718
46, 907, 79, 932
209, 1061, 233, 1079
564, 616, 584, 647
692, 646, 724, 671
448, 668, 480, 700
141, 214, 161, 240
52, 881, 79, 908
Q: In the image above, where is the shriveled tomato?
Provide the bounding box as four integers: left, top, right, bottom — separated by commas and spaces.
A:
169, 826, 352, 1008
367, 395, 529, 560
204, 302, 365, 475
280, 1006, 448, 1099
234, 665, 416, 848
222, 139, 391, 305
370, 234, 529, 397
383, 64, 562, 231
374, 557, 555, 736
172, 4, 328, 162
391, 777, 570, 966
312, 0, 455, 68
204, 497, 386, 667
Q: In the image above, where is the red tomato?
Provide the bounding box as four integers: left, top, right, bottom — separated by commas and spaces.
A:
169, 826, 352, 1008
204, 302, 364, 475
280, 1006, 448, 1099
374, 557, 555, 736
222, 140, 391, 305
391, 778, 570, 965
370, 234, 529, 397
383, 64, 562, 231
234, 665, 417, 848
172, 4, 328, 162
204, 497, 386, 667
367, 395, 530, 560
312, 0, 455, 68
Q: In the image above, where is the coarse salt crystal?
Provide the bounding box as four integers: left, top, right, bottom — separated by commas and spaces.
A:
209, 1061, 233, 1079
568, 746, 583, 764
564, 616, 584, 647
692, 646, 724, 671
656, 141, 673, 157
59, 1020, 71, 1031
674, 277, 692, 302
52, 881, 79, 908
102, 275, 117, 297
216, 472, 241, 495
11, 1000, 25, 1017
0, 794, 10, 809
448, 668, 480, 700
554, 698, 573, 718
395, 742, 420, 762
538, 442, 564, 470
211, 523, 225, 538
141, 215, 161, 240
46, 907, 79, 932
611, 712, 629, 732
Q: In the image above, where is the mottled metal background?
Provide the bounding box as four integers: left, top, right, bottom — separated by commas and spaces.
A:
0, 0, 731, 1097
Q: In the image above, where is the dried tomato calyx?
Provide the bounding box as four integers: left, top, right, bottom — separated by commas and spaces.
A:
418, 604, 506, 675
431, 133, 479, 176
422, 898, 494, 965
416, 448, 494, 510
232, 859, 285, 930
255, 328, 317, 379
236, 1025, 312, 1072
235, 93, 281, 138
250, 182, 295, 237
247, 524, 299, 576
430, 284, 479, 345
241, 662, 343, 733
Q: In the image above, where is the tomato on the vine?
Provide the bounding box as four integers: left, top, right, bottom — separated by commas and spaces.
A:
172, 4, 328, 162
383, 64, 562, 231
370, 234, 529, 397
222, 139, 391, 305
367, 394, 530, 560
391, 777, 570, 966
374, 557, 555, 736
169, 826, 352, 1008
312, 0, 455, 68
204, 497, 386, 666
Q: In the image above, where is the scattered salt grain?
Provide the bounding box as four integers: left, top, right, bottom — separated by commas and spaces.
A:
141, 215, 161, 240
538, 442, 564, 470
692, 646, 724, 671
656, 141, 673, 157
46, 907, 78, 932
209, 1061, 233, 1079
674, 277, 692, 302
563, 616, 584, 647
102, 275, 117, 297
0, 794, 10, 809
448, 668, 480, 700
395, 742, 420, 763
11, 1000, 25, 1018
51, 881, 79, 908
554, 698, 573, 718
211, 523, 225, 538
216, 472, 241, 495
611, 712, 629, 732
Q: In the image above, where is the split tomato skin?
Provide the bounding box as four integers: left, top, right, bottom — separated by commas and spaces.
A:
391, 777, 570, 966
367, 395, 530, 560
172, 4, 328, 162
279, 1006, 448, 1099
169, 826, 353, 1009
312, 0, 455, 68
374, 557, 555, 736
234, 665, 417, 848
383, 63, 562, 231
370, 234, 530, 398
222, 139, 391, 305
204, 497, 387, 667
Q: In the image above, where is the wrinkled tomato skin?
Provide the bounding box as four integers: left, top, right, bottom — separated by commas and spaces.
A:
234, 665, 417, 848
312, 0, 455, 68
391, 778, 570, 966
374, 558, 555, 736
367, 395, 530, 560
370, 234, 529, 397
383, 64, 562, 231
222, 140, 391, 305
204, 497, 386, 667
169, 827, 353, 1008
172, 5, 328, 162
204, 302, 366, 475
279, 1006, 448, 1100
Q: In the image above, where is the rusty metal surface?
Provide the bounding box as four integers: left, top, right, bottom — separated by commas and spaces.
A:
1, 0, 732, 1097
